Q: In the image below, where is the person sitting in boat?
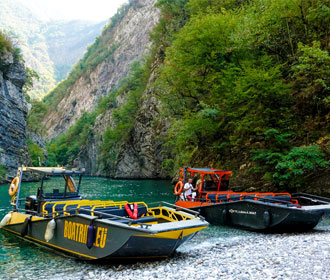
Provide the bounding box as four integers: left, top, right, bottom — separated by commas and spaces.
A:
184, 178, 198, 201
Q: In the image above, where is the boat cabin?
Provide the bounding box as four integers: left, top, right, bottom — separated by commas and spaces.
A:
11, 167, 84, 214
178, 167, 232, 200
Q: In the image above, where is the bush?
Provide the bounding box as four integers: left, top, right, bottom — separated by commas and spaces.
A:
27, 101, 47, 134
0, 164, 7, 181
27, 140, 44, 167
274, 145, 329, 187
252, 130, 329, 187
0, 32, 13, 57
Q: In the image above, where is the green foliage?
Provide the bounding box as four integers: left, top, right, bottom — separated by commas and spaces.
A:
27, 101, 47, 135
154, 0, 330, 187
157, 1, 293, 169
27, 140, 44, 167
0, 31, 13, 57
150, 0, 189, 61
291, 41, 330, 125
0, 31, 23, 62
23, 67, 39, 97
252, 130, 329, 187
0, 164, 7, 181
273, 145, 329, 187
46, 111, 97, 166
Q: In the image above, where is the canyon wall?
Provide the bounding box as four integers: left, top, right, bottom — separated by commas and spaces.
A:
0, 53, 30, 182
43, 0, 160, 140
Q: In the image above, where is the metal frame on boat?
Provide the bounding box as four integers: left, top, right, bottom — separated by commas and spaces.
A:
174, 167, 330, 232
0, 167, 208, 260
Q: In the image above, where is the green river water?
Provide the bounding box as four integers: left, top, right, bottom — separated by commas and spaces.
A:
0, 177, 329, 279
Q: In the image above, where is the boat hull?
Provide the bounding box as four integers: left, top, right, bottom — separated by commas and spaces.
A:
176, 200, 330, 232
1, 212, 206, 260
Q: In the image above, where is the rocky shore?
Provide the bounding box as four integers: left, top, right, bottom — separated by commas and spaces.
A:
39, 223, 330, 280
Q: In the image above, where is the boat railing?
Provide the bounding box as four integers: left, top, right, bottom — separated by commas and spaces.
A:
292, 192, 330, 205
184, 194, 299, 207
148, 201, 203, 218
240, 195, 296, 206
15, 207, 153, 229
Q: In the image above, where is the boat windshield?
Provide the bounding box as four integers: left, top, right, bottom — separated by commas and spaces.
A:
39, 175, 79, 199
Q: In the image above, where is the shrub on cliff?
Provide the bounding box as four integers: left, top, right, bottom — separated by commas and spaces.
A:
0, 164, 7, 181
251, 130, 329, 188
0, 31, 13, 57
27, 140, 44, 167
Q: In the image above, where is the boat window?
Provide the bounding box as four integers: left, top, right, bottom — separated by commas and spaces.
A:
203, 175, 218, 190
39, 175, 78, 198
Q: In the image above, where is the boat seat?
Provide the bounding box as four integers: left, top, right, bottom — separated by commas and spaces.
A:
257, 195, 275, 202
43, 203, 56, 217
107, 216, 158, 224
257, 195, 292, 203
228, 194, 241, 201
274, 195, 291, 202
216, 194, 228, 201
95, 206, 148, 218
54, 203, 68, 213
206, 194, 217, 202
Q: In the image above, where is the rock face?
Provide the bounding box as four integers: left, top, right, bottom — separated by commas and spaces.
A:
43, 0, 160, 140
114, 79, 168, 179
0, 53, 30, 183
72, 71, 168, 178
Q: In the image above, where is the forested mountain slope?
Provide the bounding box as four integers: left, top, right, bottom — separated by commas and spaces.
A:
31, 0, 329, 194
0, 0, 105, 100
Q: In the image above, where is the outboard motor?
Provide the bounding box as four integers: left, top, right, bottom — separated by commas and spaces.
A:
25, 195, 38, 212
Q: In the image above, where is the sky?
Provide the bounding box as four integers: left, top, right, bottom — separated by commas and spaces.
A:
18, 0, 128, 22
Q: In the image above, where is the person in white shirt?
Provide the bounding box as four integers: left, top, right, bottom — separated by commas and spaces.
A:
183, 178, 198, 201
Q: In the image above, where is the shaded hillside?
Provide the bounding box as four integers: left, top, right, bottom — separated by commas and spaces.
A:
0, 0, 105, 100
30, 0, 329, 194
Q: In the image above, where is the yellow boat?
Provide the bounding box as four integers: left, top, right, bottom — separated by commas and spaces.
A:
0, 167, 208, 260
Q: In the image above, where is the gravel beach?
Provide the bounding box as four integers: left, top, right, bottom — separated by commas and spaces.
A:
44, 223, 330, 280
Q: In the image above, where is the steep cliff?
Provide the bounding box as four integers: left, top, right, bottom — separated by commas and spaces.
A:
43, 0, 160, 140
114, 77, 168, 179
0, 52, 31, 182
71, 70, 168, 178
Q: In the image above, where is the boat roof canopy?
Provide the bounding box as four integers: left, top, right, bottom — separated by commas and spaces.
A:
22, 167, 84, 176
183, 167, 232, 176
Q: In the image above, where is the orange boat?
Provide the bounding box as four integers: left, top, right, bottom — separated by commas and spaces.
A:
174, 167, 330, 232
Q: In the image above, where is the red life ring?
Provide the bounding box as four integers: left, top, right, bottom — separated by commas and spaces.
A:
174, 181, 183, 195
124, 203, 138, 219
